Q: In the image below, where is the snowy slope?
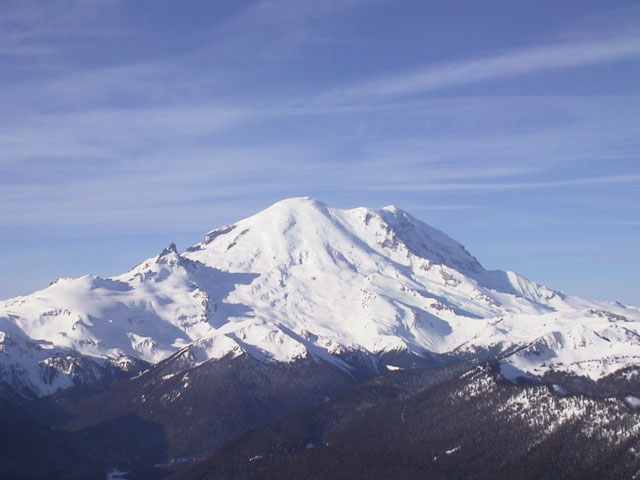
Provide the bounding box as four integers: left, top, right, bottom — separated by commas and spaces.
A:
1, 197, 639, 395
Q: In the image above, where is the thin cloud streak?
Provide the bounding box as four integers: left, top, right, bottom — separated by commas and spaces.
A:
1, 94, 637, 230
371, 174, 640, 192
402, 204, 483, 212
611, 220, 640, 226
319, 37, 640, 104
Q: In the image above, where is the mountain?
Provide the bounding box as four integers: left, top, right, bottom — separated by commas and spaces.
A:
1, 197, 639, 478
2, 197, 638, 397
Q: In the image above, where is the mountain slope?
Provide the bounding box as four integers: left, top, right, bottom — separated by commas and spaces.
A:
1, 197, 639, 396
26, 352, 378, 478
0, 381, 99, 479
172, 364, 640, 480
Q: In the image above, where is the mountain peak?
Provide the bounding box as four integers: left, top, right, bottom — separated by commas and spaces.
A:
193, 198, 484, 279
262, 196, 328, 215
160, 242, 178, 256
381, 204, 402, 213
1, 198, 639, 398
268, 196, 324, 207
271, 195, 317, 205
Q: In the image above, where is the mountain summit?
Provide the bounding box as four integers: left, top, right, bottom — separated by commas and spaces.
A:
1, 197, 639, 396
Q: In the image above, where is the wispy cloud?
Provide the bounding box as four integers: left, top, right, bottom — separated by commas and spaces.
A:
1, 93, 637, 230
400, 204, 483, 212
370, 173, 640, 193
0, 0, 125, 57
1, 1, 638, 238
318, 37, 640, 104
611, 220, 640, 227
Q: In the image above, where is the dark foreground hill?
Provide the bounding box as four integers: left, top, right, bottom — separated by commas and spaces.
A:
171, 363, 640, 480
0, 356, 638, 479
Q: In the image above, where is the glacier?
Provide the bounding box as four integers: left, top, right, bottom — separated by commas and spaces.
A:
1, 197, 639, 396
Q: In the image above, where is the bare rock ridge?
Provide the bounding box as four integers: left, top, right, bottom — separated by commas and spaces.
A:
1, 197, 639, 396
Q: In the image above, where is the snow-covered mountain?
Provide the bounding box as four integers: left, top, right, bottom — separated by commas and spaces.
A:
1, 197, 639, 396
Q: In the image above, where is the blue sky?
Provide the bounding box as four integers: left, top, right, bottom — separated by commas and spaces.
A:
1, 0, 639, 305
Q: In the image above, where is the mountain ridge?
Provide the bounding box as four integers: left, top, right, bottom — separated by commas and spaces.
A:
1, 197, 639, 397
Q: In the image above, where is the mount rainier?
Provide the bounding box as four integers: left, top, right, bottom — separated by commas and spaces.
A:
1, 197, 640, 479
2, 196, 638, 397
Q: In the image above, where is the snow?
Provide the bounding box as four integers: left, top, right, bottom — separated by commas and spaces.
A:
487, 373, 640, 450
499, 319, 640, 381
552, 384, 568, 395
1, 197, 639, 396
106, 469, 128, 480
625, 396, 640, 409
